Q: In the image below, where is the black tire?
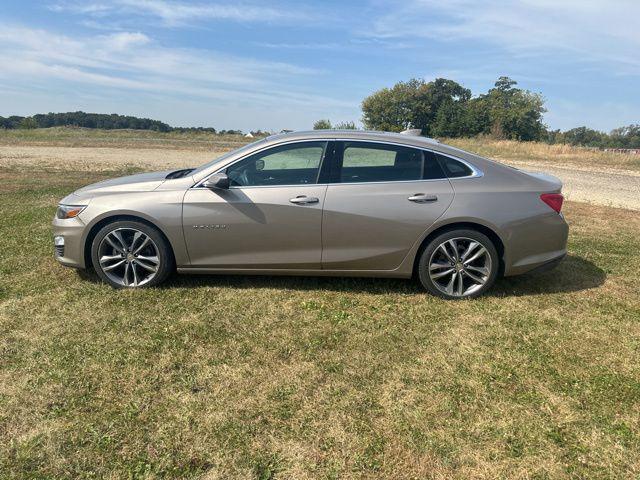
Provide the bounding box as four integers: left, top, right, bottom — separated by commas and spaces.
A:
417, 229, 499, 299
91, 220, 174, 289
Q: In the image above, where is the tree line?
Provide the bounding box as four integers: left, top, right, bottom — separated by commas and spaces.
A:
3, 86, 638, 149
547, 125, 640, 149
0, 112, 174, 132
316, 76, 640, 149
0, 111, 274, 136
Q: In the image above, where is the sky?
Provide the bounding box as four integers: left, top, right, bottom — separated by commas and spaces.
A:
0, 0, 638, 132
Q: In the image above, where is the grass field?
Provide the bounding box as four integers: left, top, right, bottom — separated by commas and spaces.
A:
446, 137, 640, 173
1, 129, 640, 478
2, 127, 639, 172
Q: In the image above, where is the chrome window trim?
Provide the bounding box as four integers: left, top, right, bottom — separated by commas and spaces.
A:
193, 139, 329, 189
192, 137, 483, 189
338, 139, 484, 182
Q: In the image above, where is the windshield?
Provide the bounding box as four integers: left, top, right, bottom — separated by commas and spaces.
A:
190, 138, 268, 176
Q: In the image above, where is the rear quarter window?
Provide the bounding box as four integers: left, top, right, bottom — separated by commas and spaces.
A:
435, 153, 474, 178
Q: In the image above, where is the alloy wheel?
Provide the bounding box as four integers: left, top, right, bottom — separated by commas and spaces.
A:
428, 237, 493, 297
97, 228, 161, 287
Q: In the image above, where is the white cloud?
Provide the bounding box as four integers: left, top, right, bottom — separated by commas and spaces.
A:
365, 0, 640, 74
103, 32, 150, 50
50, 0, 313, 26
0, 24, 352, 118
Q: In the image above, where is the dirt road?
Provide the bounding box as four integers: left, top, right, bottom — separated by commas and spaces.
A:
1, 145, 638, 210
506, 159, 640, 210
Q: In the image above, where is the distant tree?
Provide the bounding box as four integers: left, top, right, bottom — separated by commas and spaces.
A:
250, 130, 270, 137
477, 77, 546, 141
313, 119, 332, 130
334, 121, 357, 130
560, 126, 604, 147
361, 76, 546, 141
362, 78, 472, 136
18, 117, 38, 129
412, 78, 471, 136
544, 124, 640, 149
609, 124, 640, 148
361, 79, 422, 132
0, 116, 25, 129
24, 111, 173, 131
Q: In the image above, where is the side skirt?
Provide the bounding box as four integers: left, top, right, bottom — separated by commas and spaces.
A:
176, 267, 411, 279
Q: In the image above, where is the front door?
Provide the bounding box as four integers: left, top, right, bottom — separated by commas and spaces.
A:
321, 141, 455, 270
183, 141, 329, 269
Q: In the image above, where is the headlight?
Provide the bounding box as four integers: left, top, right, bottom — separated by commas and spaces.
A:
56, 204, 87, 219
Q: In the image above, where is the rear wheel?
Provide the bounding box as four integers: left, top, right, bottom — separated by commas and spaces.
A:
91, 220, 174, 289
418, 229, 499, 299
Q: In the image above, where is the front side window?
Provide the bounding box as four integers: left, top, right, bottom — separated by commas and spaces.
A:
338, 142, 445, 183
226, 141, 326, 187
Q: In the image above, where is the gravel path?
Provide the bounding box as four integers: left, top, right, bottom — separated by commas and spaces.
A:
2, 145, 639, 210
506, 159, 640, 211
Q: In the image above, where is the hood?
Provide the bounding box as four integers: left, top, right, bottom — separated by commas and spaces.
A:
72, 170, 172, 196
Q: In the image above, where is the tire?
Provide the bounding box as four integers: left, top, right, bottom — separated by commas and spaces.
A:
417, 229, 499, 299
91, 220, 174, 289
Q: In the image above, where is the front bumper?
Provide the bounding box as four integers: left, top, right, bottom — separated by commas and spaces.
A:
52, 215, 87, 269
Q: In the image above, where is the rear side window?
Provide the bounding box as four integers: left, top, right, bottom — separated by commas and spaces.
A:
337, 142, 445, 183
435, 153, 474, 178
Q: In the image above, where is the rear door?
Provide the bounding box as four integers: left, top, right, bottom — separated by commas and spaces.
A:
183, 141, 329, 269
321, 141, 454, 270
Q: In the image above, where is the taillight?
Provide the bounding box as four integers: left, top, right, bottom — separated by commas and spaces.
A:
540, 193, 563, 213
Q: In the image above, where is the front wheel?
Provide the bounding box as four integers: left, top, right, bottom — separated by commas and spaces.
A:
417, 229, 499, 299
91, 220, 174, 289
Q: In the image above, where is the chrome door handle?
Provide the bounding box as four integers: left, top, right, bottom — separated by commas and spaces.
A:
289, 195, 319, 205
408, 194, 438, 203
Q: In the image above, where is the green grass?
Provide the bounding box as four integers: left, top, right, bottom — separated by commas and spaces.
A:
1, 164, 640, 479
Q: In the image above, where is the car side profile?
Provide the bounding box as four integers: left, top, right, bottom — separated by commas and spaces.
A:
53, 130, 568, 299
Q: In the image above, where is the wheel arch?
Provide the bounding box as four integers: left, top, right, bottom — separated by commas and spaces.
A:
411, 220, 505, 277
83, 214, 176, 270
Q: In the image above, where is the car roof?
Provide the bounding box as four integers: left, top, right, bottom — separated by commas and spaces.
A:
264, 130, 472, 158
267, 129, 439, 144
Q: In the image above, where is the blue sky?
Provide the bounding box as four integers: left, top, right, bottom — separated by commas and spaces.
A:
1, 0, 638, 132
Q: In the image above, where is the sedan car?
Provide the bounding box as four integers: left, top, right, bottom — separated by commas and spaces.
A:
53, 130, 568, 299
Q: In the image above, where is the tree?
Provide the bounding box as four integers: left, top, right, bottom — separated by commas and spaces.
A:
560, 127, 604, 147
18, 117, 38, 129
609, 124, 640, 148
361, 79, 423, 132
334, 121, 357, 130
362, 78, 472, 136
313, 119, 332, 130
478, 77, 546, 141
411, 78, 471, 136
361, 76, 547, 140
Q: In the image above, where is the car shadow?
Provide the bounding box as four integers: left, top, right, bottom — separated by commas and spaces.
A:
490, 254, 606, 297
156, 253, 605, 297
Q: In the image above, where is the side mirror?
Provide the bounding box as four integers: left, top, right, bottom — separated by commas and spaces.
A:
203, 173, 229, 190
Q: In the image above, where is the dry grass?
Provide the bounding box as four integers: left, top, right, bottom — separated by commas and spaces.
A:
1, 152, 640, 478
446, 137, 640, 173
0, 127, 253, 151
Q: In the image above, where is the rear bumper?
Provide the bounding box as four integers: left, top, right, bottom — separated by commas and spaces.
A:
518, 253, 566, 276
503, 212, 569, 276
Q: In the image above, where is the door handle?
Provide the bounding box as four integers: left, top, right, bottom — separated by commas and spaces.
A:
289, 195, 319, 205
408, 194, 438, 203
